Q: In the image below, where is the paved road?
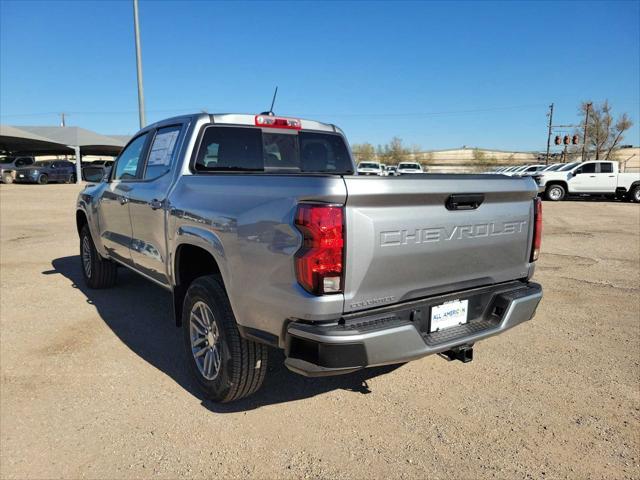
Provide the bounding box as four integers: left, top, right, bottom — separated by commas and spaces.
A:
1, 184, 638, 479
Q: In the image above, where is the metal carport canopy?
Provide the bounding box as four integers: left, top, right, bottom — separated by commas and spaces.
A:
0, 125, 74, 155
1, 125, 126, 183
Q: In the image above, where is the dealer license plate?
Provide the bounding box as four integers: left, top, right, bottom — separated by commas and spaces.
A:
430, 299, 469, 332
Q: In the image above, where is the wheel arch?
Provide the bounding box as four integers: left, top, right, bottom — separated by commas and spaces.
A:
172, 227, 231, 326
76, 209, 89, 236
545, 180, 568, 190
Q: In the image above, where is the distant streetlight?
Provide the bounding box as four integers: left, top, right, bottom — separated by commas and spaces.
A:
133, 0, 146, 128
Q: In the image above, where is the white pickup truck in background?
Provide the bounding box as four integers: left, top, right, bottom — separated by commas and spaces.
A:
535, 160, 640, 202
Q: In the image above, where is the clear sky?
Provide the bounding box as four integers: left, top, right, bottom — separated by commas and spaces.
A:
1, 0, 639, 151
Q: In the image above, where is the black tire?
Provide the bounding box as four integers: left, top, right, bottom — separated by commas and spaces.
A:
37, 174, 48, 185
80, 224, 117, 288
545, 184, 565, 201
182, 275, 268, 403
1, 173, 13, 184
66, 173, 76, 184
629, 185, 640, 203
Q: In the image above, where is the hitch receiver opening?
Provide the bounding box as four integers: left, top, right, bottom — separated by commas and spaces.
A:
444, 345, 474, 363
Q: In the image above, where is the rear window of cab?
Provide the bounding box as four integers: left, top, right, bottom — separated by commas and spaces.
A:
194, 126, 353, 174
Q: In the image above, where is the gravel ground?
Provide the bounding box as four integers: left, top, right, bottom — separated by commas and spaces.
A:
1, 184, 639, 480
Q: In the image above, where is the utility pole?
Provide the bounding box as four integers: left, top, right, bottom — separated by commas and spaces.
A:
60, 113, 66, 127
545, 103, 554, 165
581, 102, 591, 162
133, 0, 146, 128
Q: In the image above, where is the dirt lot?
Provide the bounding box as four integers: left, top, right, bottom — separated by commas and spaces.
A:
0, 183, 638, 479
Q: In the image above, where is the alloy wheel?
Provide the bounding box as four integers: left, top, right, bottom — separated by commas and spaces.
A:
189, 301, 222, 380
82, 236, 92, 278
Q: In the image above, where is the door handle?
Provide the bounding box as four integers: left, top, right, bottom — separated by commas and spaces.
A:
119, 196, 129, 205
149, 199, 163, 210
589, 175, 596, 178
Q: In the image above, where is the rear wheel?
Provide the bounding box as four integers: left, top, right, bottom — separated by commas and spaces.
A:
37, 174, 48, 185
80, 224, 117, 288
545, 184, 565, 201
66, 173, 76, 184
182, 275, 268, 403
629, 185, 640, 203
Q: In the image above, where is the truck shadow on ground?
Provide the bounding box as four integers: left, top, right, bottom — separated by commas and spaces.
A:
45, 256, 402, 413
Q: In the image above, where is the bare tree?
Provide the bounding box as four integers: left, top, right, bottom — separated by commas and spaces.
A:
376, 137, 412, 165
351, 143, 375, 162
578, 101, 633, 160
605, 113, 633, 159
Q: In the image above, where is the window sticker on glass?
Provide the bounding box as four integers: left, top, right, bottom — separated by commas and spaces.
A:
148, 129, 179, 166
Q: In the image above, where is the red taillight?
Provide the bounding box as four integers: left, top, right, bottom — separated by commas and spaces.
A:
255, 115, 301, 130
531, 197, 542, 261
294, 204, 344, 295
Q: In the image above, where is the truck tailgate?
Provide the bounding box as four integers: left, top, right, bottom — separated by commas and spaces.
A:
342, 175, 538, 312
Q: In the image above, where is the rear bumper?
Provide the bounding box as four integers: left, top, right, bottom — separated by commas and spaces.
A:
284, 281, 542, 376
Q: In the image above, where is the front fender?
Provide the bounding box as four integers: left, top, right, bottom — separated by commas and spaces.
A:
77, 189, 108, 257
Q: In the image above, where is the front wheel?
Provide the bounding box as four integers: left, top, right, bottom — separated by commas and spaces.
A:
37, 174, 48, 185
545, 184, 565, 201
182, 275, 268, 403
1, 173, 13, 184
80, 224, 117, 288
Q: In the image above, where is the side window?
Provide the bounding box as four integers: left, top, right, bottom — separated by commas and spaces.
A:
15, 158, 32, 167
114, 133, 148, 180
195, 127, 262, 171
599, 162, 613, 173
144, 125, 182, 180
578, 163, 596, 174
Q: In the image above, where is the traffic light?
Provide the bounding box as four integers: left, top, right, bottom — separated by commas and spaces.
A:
572, 135, 579, 145
563, 135, 570, 145
554, 135, 561, 145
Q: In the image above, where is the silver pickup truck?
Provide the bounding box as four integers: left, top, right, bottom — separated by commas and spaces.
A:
76, 113, 543, 402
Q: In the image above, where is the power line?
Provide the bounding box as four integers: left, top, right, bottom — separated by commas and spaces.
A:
0, 103, 548, 119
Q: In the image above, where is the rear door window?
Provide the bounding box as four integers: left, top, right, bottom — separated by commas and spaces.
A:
144, 125, 182, 180
598, 162, 613, 173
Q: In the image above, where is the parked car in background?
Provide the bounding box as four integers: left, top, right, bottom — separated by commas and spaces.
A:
535, 160, 640, 202
357, 161, 383, 175
76, 112, 543, 402
386, 166, 398, 176
514, 164, 547, 177
0, 156, 35, 183
14, 160, 76, 184
500, 166, 522, 175
538, 163, 567, 173
396, 162, 424, 174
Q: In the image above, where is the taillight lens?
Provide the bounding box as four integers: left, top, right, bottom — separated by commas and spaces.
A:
295, 204, 344, 295
531, 197, 542, 261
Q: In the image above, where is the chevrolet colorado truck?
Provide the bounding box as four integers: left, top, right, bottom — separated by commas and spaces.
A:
535, 160, 640, 202
76, 113, 543, 402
